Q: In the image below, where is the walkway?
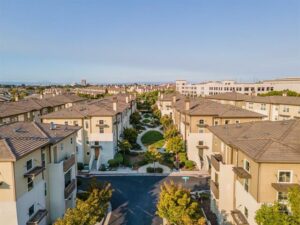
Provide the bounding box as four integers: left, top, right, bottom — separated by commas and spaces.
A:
137, 162, 172, 173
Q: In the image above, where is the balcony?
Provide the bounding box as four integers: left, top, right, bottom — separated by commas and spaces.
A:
196, 144, 209, 150
231, 209, 249, 225
210, 180, 219, 199
26, 209, 48, 225
211, 154, 222, 172
232, 167, 251, 179
63, 155, 75, 172
24, 166, 45, 178
196, 123, 208, 128
271, 183, 300, 192
96, 123, 109, 128
65, 179, 76, 199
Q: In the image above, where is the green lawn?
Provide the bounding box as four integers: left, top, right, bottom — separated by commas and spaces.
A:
141, 130, 164, 146
142, 118, 151, 124
149, 139, 165, 149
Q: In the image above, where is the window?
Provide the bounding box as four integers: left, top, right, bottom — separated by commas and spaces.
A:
278, 192, 288, 203
41, 152, 45, 167
199, 119, 204, 125
244, 179, 249, 192
94, 141, 99, 146
60, 143, 64, 151
26, 159, 33, 171
73, 121, 78, 126
225, 120, 230, 125
70, 138, 73, 144
199, 129, 204, 133
99, 120, 104, 125
64, 121, 68, 126
27, 178, 34, 191
100, 127, 104, 133
278, 171, 292, 183
199, 141, 204, 146
86, 138, 89, 145
283, 106, 289, 113
244, 207, 248, 218
85, 121, 89, 129
45, 182, 47, 196
235, 120, 240, 124
261, 104, 266, 110
214, 121, 219, 126
244, 160, 250, 172
28, 204, 34, 217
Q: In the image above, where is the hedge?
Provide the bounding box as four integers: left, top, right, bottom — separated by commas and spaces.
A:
146, 167, 163, 173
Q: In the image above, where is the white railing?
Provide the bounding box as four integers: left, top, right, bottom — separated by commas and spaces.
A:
96, 152, 101, 171
89, 151, 95, 171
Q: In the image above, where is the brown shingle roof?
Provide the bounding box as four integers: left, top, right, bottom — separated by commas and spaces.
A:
0, 122, 80, 161
208, 120, 300, 163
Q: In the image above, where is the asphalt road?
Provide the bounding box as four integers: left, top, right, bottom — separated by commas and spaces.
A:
78, 175, 209, 225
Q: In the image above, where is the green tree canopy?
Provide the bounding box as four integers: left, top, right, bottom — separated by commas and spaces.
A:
255, 187, 300, 225
145, 146, 162, 168
164, 125, 179, 140
123, 127, 138, 145
156, 181, 205, 225
166, 136, 184, 154
160, 115, 173, 130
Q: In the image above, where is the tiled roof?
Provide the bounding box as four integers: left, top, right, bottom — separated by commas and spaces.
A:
0, 94, 85, 118
0, 122, 80, 161
174, 97, 265, 118
208, 120, 300, 163
206, 92, 300, 106
41, 94, 135, 119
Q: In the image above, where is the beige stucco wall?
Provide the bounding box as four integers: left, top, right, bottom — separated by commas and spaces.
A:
0, 162, 16, 201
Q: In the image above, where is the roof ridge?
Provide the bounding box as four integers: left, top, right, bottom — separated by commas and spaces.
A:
32, 122, 51, 139
253, 139, 274, 160
278, 120, 297, 141
2, 138, 17, 160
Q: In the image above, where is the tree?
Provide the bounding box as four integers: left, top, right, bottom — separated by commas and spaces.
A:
153, 109, 162, 120
156, 181, 205, 225
164, 125, 179, 140
255, 187, 300, 225
145, 146, 161, 169
160, 115, 173, 129
166, 136, 184, 154
123, 127, 138, 145
55, 179, 112, 225
130, 112, 142, 125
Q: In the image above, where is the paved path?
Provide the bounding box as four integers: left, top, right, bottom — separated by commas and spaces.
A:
78, 175, 210, 225
137, 162, 172, 173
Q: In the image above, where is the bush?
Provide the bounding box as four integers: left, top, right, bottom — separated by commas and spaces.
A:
146, 167, 163, 173
131, 142, 142, 150
114, 153, 123, 164
136, 159, 148, 167
123, 128, 138, 145
108, 159, 119, 168
143, 113, 151, 118
99, 164, 107, 171
184, 160, 195, 169
142, 118, 151, 124
178, 152, 187, 162
77, 162, 84, 171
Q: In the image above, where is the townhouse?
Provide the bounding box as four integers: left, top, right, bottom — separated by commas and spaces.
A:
206, 92, 300, 121
0, 121, 80, 225
157, 94, 265, 170
0, 94, 85, 125
41, 94, 137, 171
208, 120, 300, 225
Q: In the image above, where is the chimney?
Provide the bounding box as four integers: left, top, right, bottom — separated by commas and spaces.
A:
185, 97, 190, 110
113, 97, 118, 111
282, 92, 287, 97
173, 95, 176, 103
39, 94, 43, 99
50, 122, 55, 130
129, 94, 132, 100
158, 92, 161, 97
14, 95, 19, 102
161, 93, 164, 99
126, 96, 129, 103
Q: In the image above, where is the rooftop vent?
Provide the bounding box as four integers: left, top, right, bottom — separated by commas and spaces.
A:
50, 122, 56, 130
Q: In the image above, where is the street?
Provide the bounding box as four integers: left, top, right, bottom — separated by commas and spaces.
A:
78, 175, 209, 225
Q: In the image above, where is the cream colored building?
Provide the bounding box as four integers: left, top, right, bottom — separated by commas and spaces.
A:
208, 120, 300, 225
157, 94, 265, 170
206, 92, 300, 121
0, 121, 80, 225
42, 94, 137, 171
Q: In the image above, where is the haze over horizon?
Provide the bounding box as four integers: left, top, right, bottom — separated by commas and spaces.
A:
0, 0, 299, 84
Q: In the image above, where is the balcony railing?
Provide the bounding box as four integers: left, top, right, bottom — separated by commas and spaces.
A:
210, 180, 219, 199
26, 209, 48, 225
63, 155, 75, 172
65, 179, 76, 199
211, 154, 222, 172
196, 123, 208, 128
271, 182, 300, 192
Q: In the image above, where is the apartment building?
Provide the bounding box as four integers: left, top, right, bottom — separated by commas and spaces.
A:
206, 92, 300, 121
41, 95, 137, 171
0, 121, 80, 225
176, 77, 300, 97
157, 94, 265, 170
207, 120, 300, 225
0, 94, 85, 125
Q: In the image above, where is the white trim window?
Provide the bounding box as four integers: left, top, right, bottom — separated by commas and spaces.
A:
244, 179, 249, 192
244, 159, 250, 173
278, 192, 288, 204
26, 159, 33, 171
261, 103, 266, 111
278, 171, 292, 183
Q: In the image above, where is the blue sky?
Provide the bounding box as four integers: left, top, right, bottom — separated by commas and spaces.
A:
0, 0, 299, 84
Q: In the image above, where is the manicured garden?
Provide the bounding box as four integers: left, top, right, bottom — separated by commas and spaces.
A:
141, 130, 164, 146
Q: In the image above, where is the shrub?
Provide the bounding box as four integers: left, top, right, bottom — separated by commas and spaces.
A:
99, 164, 107, 171
146, 167, 163, 173
123, 128, 138, 145
142, 118, 151, 124
184, 160, 195, 169
77, 162, 84, 171
178, 152, 187, 162
108, 159, 119, 168
143, 113, 151, 118
114, 153, 123, 164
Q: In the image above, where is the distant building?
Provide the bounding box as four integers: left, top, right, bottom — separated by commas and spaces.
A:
80, 79, 87, 86
176, 77, 300, 97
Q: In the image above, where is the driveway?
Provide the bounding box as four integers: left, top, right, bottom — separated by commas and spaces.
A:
78, 175, 209, 225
